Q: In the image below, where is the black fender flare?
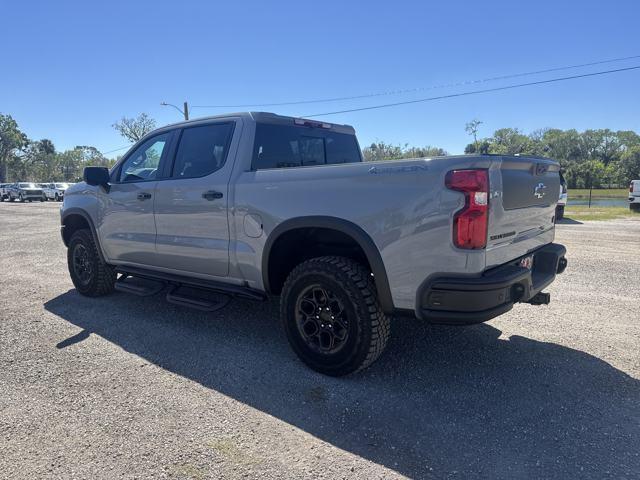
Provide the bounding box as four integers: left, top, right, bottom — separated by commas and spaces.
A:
61, 208, 107, 263
262, 216, 395, 313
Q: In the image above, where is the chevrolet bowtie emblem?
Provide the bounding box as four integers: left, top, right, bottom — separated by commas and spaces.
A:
534, 182, 547, 199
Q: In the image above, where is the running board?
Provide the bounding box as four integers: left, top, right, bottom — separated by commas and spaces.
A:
115, 275, 165, 297
114, 266, 267, 302
166, 286, 231, 312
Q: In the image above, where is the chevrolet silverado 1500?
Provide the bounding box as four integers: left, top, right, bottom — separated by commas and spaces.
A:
60, 112, 567, 375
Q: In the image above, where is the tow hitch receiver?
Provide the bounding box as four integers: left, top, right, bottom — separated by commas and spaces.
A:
527, 292, 551, 305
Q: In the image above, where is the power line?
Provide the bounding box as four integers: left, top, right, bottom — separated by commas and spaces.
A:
190, 54, 640, 109
303, 65, 640, 117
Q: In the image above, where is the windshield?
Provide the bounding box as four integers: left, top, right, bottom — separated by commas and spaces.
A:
55, 183, 69, 188
18, 183, 37, 188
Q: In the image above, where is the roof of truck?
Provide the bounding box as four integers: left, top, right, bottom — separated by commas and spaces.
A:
161, 111, 356, 134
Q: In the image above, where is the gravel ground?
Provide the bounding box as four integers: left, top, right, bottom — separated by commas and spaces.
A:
1, 202, 639, 480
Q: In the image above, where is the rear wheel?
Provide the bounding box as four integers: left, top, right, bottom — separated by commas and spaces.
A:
19, 194, 25, 203
555, 205, 564, 221
67, 229, 116, 297
281, 256, 390, 376
631, 203, 640, 212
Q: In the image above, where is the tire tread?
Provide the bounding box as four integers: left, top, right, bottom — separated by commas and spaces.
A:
281, 255, 390, 375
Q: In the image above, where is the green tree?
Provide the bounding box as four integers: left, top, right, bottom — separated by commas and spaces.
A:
464, 119, 482, 152
112, 113, 156, 142
362, 141, 448, 161
488, 128, 532, 154
619, 146, 640, 183
0, 113, 28, 182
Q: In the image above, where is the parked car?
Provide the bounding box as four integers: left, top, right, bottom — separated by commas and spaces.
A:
60, 112, 567, 376
43, 182, 71, 201
6, 182, 45, 202
556, 171, 568, 220
630, 180, 640, 211
0, 183, 12, 201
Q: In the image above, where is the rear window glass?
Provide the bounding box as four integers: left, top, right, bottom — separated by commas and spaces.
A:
252, 124, 361, 170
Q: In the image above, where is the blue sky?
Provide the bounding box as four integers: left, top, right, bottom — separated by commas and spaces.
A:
2, 0, 639, 156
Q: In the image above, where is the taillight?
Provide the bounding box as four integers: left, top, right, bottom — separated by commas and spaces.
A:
445, 169, 489, 249
631, 182, 635, 193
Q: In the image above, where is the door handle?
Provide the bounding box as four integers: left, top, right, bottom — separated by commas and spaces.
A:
202, 190, 223, 201
137, 192, 152, 200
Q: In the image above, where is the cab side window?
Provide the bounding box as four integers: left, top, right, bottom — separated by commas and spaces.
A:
171, 123, 234, 179
118, 133, 171, 183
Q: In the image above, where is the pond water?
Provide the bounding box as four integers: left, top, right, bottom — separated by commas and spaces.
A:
568, 199, 628, 207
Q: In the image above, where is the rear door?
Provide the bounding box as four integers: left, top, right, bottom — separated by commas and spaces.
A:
97, 131, 173, 266
486, 157, 561, 268
152, 120, 238, 277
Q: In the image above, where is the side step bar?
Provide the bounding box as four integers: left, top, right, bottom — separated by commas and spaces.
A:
166, 286, 232, 312
115, 275, 165, 297
114, 265, 268, 302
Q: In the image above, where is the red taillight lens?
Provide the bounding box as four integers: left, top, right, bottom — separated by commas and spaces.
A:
445, 169, 489, 249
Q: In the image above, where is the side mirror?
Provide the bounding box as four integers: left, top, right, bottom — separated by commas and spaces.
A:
83, 167, 110, 188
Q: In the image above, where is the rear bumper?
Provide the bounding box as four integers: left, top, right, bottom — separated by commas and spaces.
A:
629, 196, 640, 204
417, 243, 567, 325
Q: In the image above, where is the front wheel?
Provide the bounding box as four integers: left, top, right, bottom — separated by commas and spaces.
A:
67, 229, 116, 297
281, 256, 390, 376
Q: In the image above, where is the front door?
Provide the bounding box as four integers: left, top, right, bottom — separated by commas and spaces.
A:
97, 131, 173, 266
153, 121, 236, 277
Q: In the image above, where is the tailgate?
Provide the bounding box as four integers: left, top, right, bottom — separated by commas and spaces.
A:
486, 156, 560, 269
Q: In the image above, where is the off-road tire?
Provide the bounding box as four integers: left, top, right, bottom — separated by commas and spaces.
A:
281, 256, 390, 376
67, 229, 116, 297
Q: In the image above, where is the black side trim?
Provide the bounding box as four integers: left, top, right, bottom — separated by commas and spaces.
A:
115, 265, 267, 302
262, 216, 394, 313
60, 208, 107, 263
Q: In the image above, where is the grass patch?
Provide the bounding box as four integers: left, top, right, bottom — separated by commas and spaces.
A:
563, 205, 637, 221
570, 188, 628, 199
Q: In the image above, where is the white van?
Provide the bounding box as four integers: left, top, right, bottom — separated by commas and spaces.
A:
630, 180, 640, 211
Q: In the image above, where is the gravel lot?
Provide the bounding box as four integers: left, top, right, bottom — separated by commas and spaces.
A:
1, 202, 639, 479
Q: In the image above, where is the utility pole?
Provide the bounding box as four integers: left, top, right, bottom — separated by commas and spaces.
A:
161, 101, 189, 120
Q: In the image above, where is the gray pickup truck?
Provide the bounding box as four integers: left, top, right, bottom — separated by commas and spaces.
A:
60, 112, 567, 375
6, 182, 45, 202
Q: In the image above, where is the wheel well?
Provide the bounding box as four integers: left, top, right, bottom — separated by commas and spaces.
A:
62, 214, 90, 246
266, 227, 372, 295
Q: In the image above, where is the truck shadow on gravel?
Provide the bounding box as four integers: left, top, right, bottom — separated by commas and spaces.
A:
45, 289, 639, 479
